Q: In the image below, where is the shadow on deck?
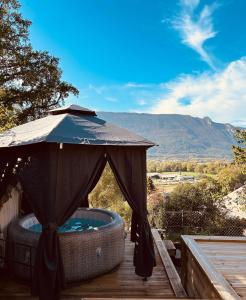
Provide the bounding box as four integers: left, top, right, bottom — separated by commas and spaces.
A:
0, 230, 186, 299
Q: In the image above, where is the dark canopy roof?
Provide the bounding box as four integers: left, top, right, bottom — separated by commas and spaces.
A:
49, 104, 97, 116
0, 105, 155, 148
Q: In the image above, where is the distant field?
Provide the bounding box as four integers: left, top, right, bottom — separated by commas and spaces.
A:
159, 171, 216, 178
152, 171, 217, 193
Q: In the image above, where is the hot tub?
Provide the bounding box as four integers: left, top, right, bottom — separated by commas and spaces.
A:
7, 208, 125, 282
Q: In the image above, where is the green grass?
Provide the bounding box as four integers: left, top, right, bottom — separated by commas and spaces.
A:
160, 171, 216, 178
153, 171, 217, 193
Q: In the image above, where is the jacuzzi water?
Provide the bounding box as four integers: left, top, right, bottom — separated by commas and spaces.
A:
29, 218, 108, 233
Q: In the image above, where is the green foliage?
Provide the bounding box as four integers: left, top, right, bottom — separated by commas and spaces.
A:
147, 177, 156, 194
217, 165, 246, 195
0, 103, 17, 132
164, 178, 224, 236
208, 216, 246, 236
165, 178, 223, 218
89, 164, 132, 229
89, 160, 245, 236
0, 0, 78, 127
147, 192, 165, 229
232, 129, 246, 174
89, 165, 158, 229
162, 176, 246, 239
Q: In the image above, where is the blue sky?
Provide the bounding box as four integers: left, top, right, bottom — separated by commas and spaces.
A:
20, 0, 246, 125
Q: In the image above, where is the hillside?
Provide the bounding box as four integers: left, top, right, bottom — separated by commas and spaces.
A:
97, 112, 236, 160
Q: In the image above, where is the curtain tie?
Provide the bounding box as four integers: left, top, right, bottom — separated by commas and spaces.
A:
43, 222, 57, 232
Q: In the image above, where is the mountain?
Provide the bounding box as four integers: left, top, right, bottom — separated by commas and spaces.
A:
97, 112, 236, 160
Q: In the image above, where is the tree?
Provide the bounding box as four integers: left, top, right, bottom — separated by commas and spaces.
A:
0, 0, 78, 127
0, 102, 17, 131
232, 129, 246, 174
186, 162, 195, 172
89, 164, 132, 229
194, 164, 205, 174
165, 178, 223, 217
217, 165, 246, 195
148, 192, 165, 229
163, 178, 231, 236
147, 177, 156, 194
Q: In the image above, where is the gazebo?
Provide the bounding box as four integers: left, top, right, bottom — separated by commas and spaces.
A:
0, 105, 156, 300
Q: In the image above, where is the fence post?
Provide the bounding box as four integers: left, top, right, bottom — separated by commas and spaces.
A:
181, 210, 184, 228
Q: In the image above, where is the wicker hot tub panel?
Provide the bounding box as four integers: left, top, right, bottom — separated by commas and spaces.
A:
7, 208, 125, 282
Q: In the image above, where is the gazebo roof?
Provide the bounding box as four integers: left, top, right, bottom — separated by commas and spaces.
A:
0, 104, 155, 148
49, 104, 97, 116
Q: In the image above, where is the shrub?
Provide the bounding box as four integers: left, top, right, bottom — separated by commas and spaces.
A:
217, 165, 246, 195
148, 192, 165, 229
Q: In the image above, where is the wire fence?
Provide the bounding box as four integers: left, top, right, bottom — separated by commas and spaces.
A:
162, 210, 246, 239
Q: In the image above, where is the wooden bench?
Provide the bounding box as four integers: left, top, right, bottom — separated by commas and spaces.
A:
164, 239, 176, 258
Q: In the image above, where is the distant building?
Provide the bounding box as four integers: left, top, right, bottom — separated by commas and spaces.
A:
160, 174, 176, 180
176, 175, 194, 181
147, 173, 162, 179
147, 173, 195, 182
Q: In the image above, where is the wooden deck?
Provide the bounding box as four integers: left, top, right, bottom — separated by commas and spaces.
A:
181, 235, 246, 300
0, 230, 186, 299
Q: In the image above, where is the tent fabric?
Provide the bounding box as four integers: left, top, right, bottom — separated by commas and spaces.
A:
0, 113, 155, 148
0, 143, 156, 299
18, 144, 107, 300
107, 147, 156, 277
82, 155, 107, 207
0, 105, 156, 300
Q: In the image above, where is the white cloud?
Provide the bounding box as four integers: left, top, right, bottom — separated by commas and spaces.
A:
150, 57, 246, 126
124, 82, 149, 88
173, 0, 217, 70
105, 96, 118, 102
76, 57, 246, 127
137, 99, 146, 106
181, 0, 200, 11
88, 84, 106, 95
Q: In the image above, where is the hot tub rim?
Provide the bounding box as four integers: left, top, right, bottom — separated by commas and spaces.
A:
17, 207, 123, 236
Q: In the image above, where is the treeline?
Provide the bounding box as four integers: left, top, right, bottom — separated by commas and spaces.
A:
147, 160, 228, 174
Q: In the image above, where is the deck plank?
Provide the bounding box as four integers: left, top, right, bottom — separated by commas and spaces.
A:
62, 234, 176, 299
0, 234, 179, 299
151, 229, 187, 298
182, 235, 246, 300
196, 239, 246, 299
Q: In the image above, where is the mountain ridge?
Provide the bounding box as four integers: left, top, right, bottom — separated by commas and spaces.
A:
97, 111, 236, 160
